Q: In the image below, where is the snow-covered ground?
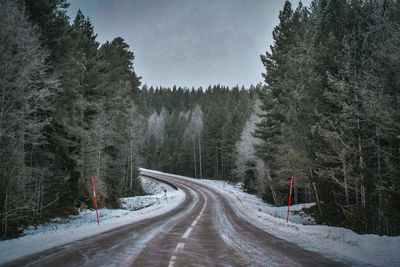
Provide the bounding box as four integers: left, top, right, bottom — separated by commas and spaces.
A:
141, 169, 400, 267
210, 180, 315, 224
120, 176, 176, 211
199, 178, 400, 266
2, 168, 399, 266
0, 176, 185, 265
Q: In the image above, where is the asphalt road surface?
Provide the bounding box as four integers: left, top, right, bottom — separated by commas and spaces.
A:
6, 170, 347, 266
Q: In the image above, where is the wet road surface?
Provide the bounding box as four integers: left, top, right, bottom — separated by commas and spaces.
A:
6, 169, 347, 266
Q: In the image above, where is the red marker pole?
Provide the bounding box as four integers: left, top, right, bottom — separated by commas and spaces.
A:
92, 176, 99, 226
286, 176, 294, 223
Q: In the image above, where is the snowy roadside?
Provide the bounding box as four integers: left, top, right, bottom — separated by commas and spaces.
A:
0, 176, 185, 265
142, 169, 400, 266
200, 179, 400, 266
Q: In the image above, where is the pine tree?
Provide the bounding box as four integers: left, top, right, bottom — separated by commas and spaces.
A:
98, 37, 143, 206
256, 0, 299, 205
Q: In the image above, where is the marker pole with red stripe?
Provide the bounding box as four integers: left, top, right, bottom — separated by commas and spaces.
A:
286, 176, 294, 223
92, 176, 99, 226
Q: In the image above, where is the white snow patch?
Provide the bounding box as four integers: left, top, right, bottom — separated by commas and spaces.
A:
140, 169, 400, 267
213, 180, 315, 225
140, 175, 175, 194
0, 176, 185, 265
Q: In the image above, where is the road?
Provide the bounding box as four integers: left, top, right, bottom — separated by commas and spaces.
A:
7, 169, 346, 266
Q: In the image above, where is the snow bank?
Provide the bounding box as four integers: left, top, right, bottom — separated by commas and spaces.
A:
206, 180, 315, 225
199, 179, 400, 266
120, 176, 177, 211
0, 176, 185, 265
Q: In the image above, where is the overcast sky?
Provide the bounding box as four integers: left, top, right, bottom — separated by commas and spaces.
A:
67, 0, 311, 89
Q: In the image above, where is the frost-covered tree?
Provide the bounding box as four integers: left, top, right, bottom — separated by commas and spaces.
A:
0, 0, 58, 238
126, 105, 146, 195
184, 105, 204, 178
85, 110, 110, 204
254, 0, 400, 235
234, 101, 262, 177
147, 108, 167, 145
234, 99, 277, 202
145, 108, 167, 169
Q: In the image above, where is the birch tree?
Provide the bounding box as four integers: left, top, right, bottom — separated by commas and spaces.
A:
146, 108, 167, 169
184, 105, 204, 178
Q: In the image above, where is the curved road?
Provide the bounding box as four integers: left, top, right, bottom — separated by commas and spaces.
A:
7, 169, 346, 266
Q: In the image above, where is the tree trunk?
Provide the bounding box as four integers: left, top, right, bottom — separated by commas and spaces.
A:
312, 182, 323, 217
3, 182, 8, 239
221, 147, 224, 179
80, 94, 84, 129
38, 181, 44, 221
354, 68, 366, 210
266, 168, 278, 206
122, 157, 128, 196
198, 137, 202, 178
96, 143, 102, 182
358, 123, 366, 209
355, 153, 359, 206
36, 177, 41, 222
378, 190, 382, 234
0, 79, 6, 139
129, 139, 133, 193
193, 140, 197, 178
342, 157, 349, 206
214, 148, 218, 178
310, 169, 323, 216
79, 72, 85, 130
377, 132, 383, 234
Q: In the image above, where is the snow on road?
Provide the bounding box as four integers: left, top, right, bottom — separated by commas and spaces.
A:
141, 169, 400, 267
2, 168, 399, 266
199, 179, 400, 266
0, 176, 185, 265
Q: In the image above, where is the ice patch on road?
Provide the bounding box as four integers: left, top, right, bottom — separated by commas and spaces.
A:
0, 176, 185, 265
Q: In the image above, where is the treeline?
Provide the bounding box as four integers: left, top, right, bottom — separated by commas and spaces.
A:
0, 0, 144, 239
1, 0, 398, 240
139, 84, 260, 180
0, 0, 259, 240
250, 0, 400, 235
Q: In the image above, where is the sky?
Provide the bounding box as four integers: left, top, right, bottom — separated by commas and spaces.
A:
66, 0, 312, 89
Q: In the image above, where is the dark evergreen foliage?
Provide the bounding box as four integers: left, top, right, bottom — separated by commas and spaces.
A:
255, 0, 400, 236
1, 0, 398, 240
0, 0, 143, 239
139, 85, 257, 181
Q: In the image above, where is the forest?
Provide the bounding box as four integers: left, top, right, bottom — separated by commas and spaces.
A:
254, 0, 400, 236
1, 0, 399, 240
